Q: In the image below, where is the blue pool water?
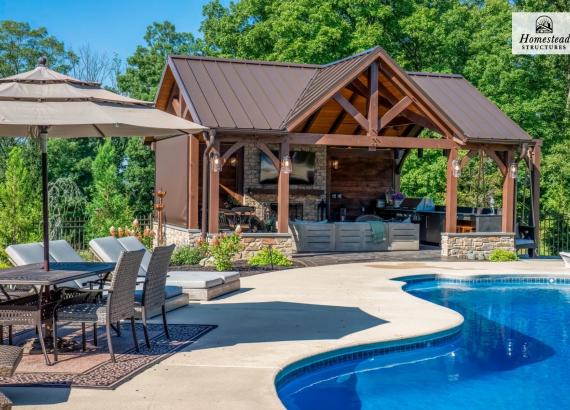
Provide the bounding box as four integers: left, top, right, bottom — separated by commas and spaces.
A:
277, 279, 570, 409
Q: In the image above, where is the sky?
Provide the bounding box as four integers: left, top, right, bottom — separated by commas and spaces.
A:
0, 0, 229, 61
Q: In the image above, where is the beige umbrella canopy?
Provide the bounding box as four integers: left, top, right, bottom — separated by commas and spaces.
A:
0, 57, 207, 269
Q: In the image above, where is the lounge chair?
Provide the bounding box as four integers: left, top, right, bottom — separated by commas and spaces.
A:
89, 236, 240, 301
560, 252, 570, 268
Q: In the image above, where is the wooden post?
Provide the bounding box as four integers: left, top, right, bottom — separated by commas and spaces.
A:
188, 135, 199, 229
445, 148, 458, 233
529, 144, 541, 255
502, 150, 515, 233
368, 62, 379, 136
208, 141, 220, 234
277, 141, 290, 233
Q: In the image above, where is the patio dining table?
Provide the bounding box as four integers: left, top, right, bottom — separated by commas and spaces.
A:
0, 262, 115, 362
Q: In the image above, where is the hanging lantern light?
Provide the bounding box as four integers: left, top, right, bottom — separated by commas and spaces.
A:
330, 158, 339, 170
509, 162, 518, 179
452, 159, 461, 178
211, 152, 222, 173
281, 154, 292, 174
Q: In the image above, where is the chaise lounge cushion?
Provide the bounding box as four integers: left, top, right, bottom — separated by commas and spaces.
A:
48, 240, 100, 288
134, 285, 183, 303
5, 243, 53, 266
117, 236, 152, 275
165, 271, 224, 289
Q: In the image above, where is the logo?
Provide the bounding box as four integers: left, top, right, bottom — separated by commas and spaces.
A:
536, 15, 553, 33
512, 13, 570, 55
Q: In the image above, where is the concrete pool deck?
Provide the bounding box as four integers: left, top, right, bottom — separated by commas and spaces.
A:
8, 258, 570, 409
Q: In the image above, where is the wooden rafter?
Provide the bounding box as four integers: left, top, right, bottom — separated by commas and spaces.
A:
301, 110, 320, 133
333, 92, 369, 131
328, 92, 358, 134
380, 96, 412, 129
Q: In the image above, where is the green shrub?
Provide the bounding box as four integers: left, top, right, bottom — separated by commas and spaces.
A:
78, 249, 97, 262
209, 233, 243, 272
171, 244, 208, 266
488, 249, 518, 262
248, 246, 293, 268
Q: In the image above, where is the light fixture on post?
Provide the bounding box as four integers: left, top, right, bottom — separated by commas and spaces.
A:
229, 156, 238, 167
210, 151, 222, 173
281, 154, 292, 174
452, 159, 461, 178
330, 158, 339, 170
509, 162, 518, 179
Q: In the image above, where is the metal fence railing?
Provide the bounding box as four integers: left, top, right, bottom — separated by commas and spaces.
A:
539, 215, 570, 257
51, 215, 153, 250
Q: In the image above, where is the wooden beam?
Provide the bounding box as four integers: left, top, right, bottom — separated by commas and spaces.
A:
368, 62, 379, 136
187, 135, 199, 229
328, 93, 358, 134
460, 150, 477, 169
277, 141, 290, 233
333, 92, 369, 131
380, 96, 412, 129
502, 150, 515, 233
445, 148, 459, 233
208, 141, 221, 233
171, 97, 182, 117
377, 81, 440, 133
287, 133, 458, 149
221, 142, 245, 163
351, 77, 370, 98
256, 142, 280, 170
485, 149, 507, 176
301, 110, 320, 133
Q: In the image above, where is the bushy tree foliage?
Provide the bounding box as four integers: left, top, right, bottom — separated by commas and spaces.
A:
85, 140, 133, 239
117, 21, 199, 101
123, 138, 155, 216
0, 146, 41, 261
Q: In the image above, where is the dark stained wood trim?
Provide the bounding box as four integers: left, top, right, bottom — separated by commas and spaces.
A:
350, 77, 370, 98
256, 142, 280, 170
333, 92, 369, 131
380, 96, 412, 129
368, 62, 379, 136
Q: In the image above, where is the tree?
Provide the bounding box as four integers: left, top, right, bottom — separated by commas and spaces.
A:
85, 140, 133, 239
117, 21, 199, 101
71, 44, 121, 88
0, 20, 77, 77
0, 146, 41, 261
123, 138, 155, 216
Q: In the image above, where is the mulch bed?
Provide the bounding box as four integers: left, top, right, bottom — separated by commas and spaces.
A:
0, 323, 216, 390
171, 260, 305, 277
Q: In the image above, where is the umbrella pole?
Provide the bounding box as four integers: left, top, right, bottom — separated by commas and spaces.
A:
40, 130, 50, 271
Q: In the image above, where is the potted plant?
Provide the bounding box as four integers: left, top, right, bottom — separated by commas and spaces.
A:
392, 192, 405, 208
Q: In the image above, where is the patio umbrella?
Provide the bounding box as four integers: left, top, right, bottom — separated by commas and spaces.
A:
0, 57, 207, 270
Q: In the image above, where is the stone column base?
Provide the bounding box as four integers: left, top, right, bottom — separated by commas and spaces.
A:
441, 232, 515, 260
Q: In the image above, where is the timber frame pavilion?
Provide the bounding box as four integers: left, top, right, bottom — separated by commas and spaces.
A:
153, 46, 540, 248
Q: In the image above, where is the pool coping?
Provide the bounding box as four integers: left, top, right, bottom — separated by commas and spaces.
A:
274, 271, 570, 398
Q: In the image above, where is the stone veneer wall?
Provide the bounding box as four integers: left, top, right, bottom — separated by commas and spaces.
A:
159, 224, 296, 258
441, 232, 515, 259
243, 144, 327, 221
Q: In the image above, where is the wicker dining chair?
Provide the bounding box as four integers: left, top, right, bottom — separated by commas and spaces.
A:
135, 244, 175, 348
53, 249, 145, 363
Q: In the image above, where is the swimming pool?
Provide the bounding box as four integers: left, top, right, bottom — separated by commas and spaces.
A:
277, 277, 570, 410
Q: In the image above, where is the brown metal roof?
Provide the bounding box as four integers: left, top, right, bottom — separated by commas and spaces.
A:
408, 72, 531, 141
169, 55, 317, 130
165, 48, 531, 142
